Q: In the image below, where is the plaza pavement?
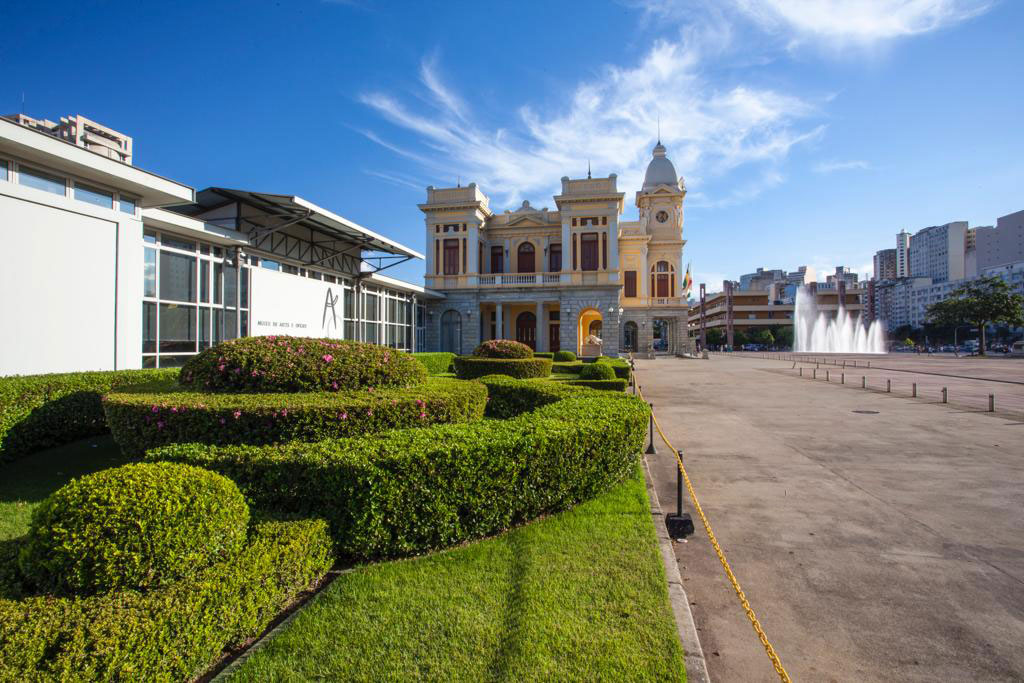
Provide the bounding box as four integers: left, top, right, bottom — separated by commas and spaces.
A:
636, 354, 1024, 682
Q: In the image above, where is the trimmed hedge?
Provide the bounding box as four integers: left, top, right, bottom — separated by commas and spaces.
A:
145, 378, 649, 559
453, 356, 552, 380
19, 463, 249, 595
0, 369, 178, 462
104, 378, 487, 456
472, 339, 533, 359
580, 362, 616, 380
552, 350, 577, 362
0, 519, 332, 682
412, 352, 456, 375
180, 337, 426, 393
552, 361, 584, 375
533, 352, 554, 359
567, 379, 629, 392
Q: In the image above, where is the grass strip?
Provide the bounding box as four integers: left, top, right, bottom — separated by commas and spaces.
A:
227, 466, 686, 682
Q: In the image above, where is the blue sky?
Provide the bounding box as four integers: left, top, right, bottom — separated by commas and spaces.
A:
2, 0, 1021, 288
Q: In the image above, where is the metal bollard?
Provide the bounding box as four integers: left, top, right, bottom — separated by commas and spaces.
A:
841, 373, 845, 384
799, 367, 803, 376
912, 382, 917, 397
989, 394, 994, 412
813, 369, 817, 379
645, 403, 658, 455
666, 452, 695, 539
887, 379, 891, 393
862, 376, 866, 389
942, 387, 948, 404
867, 361, 871, 368
826, 370, 830, 382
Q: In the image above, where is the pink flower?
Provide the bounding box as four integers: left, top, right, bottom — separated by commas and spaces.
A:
338, 412, 348, 420
151, 405, 159, 413
323, 354, 334, 363
234, 367, 242, 374
331, 382, 339, 390
170, 406, 178, 413
366, 409, 373, 417
218, 364, 226, 372
156, 421, 165, 430
281, 408, 288, 416
367, 387, 374, 393
252, 370, 259, 377
233, 410, 242, 419
220, 418, 226, 425
419, 412, 426, 419
415, 399, 424, 407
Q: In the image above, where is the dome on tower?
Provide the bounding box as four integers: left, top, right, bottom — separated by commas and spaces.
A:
642, 141, 680, 190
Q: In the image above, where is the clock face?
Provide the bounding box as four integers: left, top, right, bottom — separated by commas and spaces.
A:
655, 210, 669, 223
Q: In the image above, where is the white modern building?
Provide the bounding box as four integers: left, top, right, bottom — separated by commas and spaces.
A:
908, 221, 967, 283
975, 210, 1024, 271
0, 115, 435, 376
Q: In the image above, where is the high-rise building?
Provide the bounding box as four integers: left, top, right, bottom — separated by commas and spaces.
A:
821, 266, 858, 290
738, 267, 786, 291
873, 248, 897, 280
3, 113, 132, 164
975, 209, 1024, 270
908, 221, 967, 283
896, 230, 911, 277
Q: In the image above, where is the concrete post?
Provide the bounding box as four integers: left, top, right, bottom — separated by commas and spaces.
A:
887, 379, 891, 393
942, 387, 948, 403
912, 383, 918, 397
989, 394, 994, 412
813, 369, 817, 379
826, 370, 830, 382
862, 376, 866, 388
841, 373, 845, 384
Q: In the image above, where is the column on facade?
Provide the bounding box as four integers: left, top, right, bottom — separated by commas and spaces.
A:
607, 219, 619, 281
496, 302, 504, 340
535, 301, 545, 352
425, 230, 435, 277
467, 224, 479, 285
560, 219, 571, 282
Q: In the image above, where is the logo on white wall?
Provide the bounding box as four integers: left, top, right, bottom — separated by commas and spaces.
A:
322, 288, 339, 333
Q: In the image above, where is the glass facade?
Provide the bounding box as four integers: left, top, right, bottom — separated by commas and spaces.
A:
74, 182, 113, 209
142, 230, 250, 367
19, 165, 66, 195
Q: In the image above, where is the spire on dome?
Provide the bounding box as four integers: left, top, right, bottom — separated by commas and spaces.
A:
642, 140, 678, 190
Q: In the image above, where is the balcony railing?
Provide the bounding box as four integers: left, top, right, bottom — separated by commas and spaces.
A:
427, 270, 621, 289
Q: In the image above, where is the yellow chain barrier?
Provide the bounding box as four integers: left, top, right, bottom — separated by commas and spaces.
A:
638, 384, 793, 683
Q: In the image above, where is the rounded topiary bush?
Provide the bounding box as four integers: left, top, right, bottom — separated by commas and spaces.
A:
553, 350, 577, 362
19, 462, 250, 594
180, 336, 426, 393
579, 362, 616, 380
472, 339, 533, 359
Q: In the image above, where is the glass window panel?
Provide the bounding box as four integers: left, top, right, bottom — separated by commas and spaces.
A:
344, 320, 356, 340
224, 264, 237, 307
143, 248, 156, 298
261, 259, 280, 271
74, 183, 113, 209
344, 289, 354, 319
200, 244, 210, 255
224, 311, 238, 341
142, 302, 156, 353
162, 236, 195, 252
241, 311, 249, 337
214, 310, 225, 344
157, 355, 191, 368
142, 356, 157, 368
143, 230, 157, 244
214, 263, 223, 305
19, 165, 65, 195
159, 304, 196, 353
363, 322, 379, 345
199, 308, 211, 350
199, 260, 210, 303
0, 160, 8, 181
241, 267, 249, 308
159, 251, 196, 302
119, 196, 137, 215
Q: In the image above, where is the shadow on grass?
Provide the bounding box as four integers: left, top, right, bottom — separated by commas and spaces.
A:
488, 529, 530, 680
0, 435, 129, 506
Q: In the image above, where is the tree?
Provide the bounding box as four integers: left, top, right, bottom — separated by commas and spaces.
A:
732, 329, 749, 348
773, 325, 794, 349
705, 328, 724, 348
754, 328, 775, 347
927, 276, 1024, 355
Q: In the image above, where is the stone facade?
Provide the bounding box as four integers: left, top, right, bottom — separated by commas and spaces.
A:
420, 143, 694, 357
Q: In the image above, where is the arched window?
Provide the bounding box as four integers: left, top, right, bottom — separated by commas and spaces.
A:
651, 261, 675, 298
623, 321, 638, 352
440, 310, 461, 354
517, 242, 535, 273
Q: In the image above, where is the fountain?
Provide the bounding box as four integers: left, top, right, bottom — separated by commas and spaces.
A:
794, 285, 886, 353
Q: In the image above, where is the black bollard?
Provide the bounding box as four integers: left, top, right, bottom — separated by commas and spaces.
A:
665, 453, 695, 539
645, 404, 658, 455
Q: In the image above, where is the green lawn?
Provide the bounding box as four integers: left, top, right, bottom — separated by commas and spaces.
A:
0, 436, 130, 541
227, 466, 685, 682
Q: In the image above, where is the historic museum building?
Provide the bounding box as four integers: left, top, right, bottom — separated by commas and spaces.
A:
0, 115, 432, 376
419, 142, 692, 357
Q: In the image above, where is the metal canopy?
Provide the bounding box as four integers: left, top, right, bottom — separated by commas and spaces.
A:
173, 188, 423, 268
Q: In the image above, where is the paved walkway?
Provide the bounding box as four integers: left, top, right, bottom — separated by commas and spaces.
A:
636, 355, 1024, 682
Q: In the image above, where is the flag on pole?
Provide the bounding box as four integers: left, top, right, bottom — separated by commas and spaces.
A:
682, 262, 693, 296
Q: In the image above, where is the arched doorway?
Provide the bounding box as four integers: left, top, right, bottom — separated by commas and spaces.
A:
515, 311, 536, 349
653, 318, 670, 352
517, 242, 535, 273
623, 321, 638, 352
577, 308, 603, 357
440, 310, 461, 354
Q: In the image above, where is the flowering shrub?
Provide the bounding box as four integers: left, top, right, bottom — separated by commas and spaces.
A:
472, 339, 534, 359
146, 377, 650, 559
179, 337, 426, 393
19, 463, 249, 595
103, 378, 487, 455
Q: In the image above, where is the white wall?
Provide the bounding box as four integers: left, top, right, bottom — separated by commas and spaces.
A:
249, 267, 346, 339
0, 193, 119, 374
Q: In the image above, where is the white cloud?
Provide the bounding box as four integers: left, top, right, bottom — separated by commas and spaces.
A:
813, 159, 870, 173
732, 0, 992, 45
359, 30, 820, 210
